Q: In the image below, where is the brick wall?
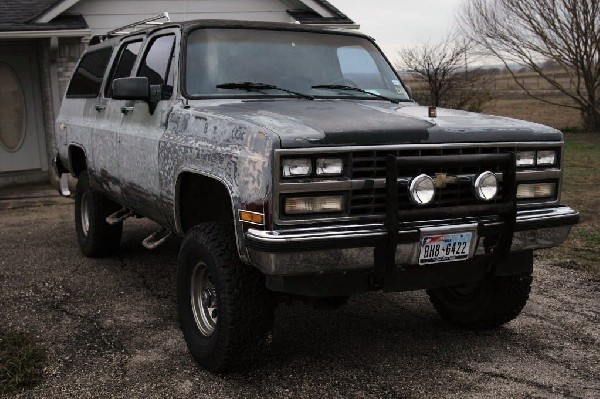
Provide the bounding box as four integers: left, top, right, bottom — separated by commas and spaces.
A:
57, 38, 87, 100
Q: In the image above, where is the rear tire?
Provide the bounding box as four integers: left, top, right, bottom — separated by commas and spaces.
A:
177, 223, 274, 373
74, 171, 122, 257
427, 270, 533, 329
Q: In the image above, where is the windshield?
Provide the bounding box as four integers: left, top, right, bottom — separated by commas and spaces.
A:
185, 28, 410, 101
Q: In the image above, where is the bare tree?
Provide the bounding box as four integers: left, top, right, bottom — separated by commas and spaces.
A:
398, 37, 495, 111
460, 0, 600, 131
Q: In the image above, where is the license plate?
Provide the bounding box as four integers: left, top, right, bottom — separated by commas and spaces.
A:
418, 232, 473, 265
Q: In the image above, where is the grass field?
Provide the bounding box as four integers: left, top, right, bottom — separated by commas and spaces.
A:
541, 133, 600, 277
482, 98, 582, 130
404, 71, 586, 130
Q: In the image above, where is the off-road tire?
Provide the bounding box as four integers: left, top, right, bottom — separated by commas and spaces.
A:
75, 171, 122, 257
427, 271, 533, 329
177, 223, 274, 373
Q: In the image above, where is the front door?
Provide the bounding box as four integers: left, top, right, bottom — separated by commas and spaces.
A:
0, 47, 46, 173
117, 30, 178, 225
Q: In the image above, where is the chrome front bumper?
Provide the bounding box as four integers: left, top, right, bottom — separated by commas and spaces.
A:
246, 206, 579, 276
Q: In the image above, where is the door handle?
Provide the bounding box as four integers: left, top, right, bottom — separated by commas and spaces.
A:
121, 106, 134, 114
94, 104, 106, 112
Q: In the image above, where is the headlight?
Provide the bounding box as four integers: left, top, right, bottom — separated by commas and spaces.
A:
516, 183, 556, 199
536, 150, 557, 166
516, 151, 535, 167
282, 158, 312, 177
409, 174, 435, 205
316, 158, 343, 176
284, 195, 345, 214
474, 171, 498, 201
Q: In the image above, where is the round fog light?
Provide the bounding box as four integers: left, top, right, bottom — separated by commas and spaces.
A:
409, 174, 436, 205
474, 171, 498, 201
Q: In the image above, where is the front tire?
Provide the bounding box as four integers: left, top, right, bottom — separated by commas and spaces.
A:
75, 171, 122, 257
427, 270, 533, 329
177, 223, 274, 372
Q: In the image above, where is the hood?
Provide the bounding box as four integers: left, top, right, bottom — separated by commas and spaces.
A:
190, 99, 563, 148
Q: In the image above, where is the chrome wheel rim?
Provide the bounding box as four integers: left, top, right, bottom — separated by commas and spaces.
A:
81, 192, 90, 237
190, 262, 218, 337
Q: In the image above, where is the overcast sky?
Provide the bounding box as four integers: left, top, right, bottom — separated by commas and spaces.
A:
328, 0, 464, 62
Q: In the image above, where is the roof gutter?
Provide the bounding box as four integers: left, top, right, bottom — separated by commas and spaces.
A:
0, 28, 90, 39
307, 23, 360, 29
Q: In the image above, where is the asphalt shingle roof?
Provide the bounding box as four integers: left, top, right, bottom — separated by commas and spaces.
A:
0, 0, 84, 32
0, 0, 60, 24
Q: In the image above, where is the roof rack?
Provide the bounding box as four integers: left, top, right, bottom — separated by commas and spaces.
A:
89, 12, 170, 45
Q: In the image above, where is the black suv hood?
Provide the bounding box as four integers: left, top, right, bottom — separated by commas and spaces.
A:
195, 100, 562, 147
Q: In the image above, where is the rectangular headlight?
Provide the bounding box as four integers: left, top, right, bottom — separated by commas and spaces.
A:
316, 158, 343, 176
283, 158, 312, 177
517, 183, 556, 199
284, 195, 344, 215
536, 150, 557, 166
516, 151, 535, 167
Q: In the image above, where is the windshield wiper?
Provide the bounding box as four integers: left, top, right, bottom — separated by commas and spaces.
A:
311, 84, 400, 104
216, 81, 314, 100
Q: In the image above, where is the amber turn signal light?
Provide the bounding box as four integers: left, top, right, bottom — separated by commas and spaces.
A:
239, 211, 264, 225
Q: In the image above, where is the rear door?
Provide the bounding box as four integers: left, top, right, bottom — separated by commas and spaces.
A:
117, 29, 179, 224
59, 47, 114, 182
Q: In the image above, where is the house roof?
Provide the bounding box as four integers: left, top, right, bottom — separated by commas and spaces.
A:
0, 0, 58, 24
0, 0, 354, 33
0, 0, 87, 32
288, 0, 355, 25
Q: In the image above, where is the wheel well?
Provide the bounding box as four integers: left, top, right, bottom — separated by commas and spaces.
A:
68, 146, 87, 177
178, 173, 233, 233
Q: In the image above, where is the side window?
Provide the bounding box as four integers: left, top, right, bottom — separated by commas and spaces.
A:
105, 40, 143, 98
66, 48, 113, 98
137, 34, 176, 99
337, 46, 385, 88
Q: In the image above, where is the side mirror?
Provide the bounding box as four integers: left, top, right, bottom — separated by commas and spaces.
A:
112, 77, 150, 101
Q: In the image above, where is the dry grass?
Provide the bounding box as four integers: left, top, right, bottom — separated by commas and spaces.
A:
0, 331, 47, 395
403, 72, 586, 129
540, 133, 600, 277
482, 98, 582, 130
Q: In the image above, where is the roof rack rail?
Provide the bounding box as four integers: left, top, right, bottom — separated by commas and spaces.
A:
89, 12, 170, 45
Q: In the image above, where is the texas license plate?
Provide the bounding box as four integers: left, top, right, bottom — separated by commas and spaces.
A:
418, 232, 473, 265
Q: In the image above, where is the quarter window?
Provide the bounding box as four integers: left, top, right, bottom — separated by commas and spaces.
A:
137, 34, 176, 99
105, 40, 143, 98
66, 48, 113, 98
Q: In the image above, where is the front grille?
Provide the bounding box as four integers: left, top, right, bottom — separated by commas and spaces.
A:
349, 147, 510, 216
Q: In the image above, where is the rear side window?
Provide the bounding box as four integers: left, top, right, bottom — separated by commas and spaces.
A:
66, 48, 113, 98
105, 40, 143, 98
137, 34, 176, 99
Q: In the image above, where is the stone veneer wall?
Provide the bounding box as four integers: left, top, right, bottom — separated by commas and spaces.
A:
57, 38, 87, 100
36, 37, 87, 186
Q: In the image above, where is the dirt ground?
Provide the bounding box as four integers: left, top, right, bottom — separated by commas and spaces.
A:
0, 204, 598, 398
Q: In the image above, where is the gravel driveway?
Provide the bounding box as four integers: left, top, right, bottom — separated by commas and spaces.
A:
1, 203, 598, 398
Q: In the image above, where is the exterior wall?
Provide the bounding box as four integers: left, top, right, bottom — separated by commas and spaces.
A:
38, 39, 57, 186
66, 0, 296, 37
57, 38, 86, 99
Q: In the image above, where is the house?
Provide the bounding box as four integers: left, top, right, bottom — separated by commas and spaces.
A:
0, 0, 356, 188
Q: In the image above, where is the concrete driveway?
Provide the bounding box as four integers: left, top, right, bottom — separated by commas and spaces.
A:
1, 203, 598, 398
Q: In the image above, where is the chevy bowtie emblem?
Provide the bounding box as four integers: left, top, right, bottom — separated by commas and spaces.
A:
434, 173, 458, 188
